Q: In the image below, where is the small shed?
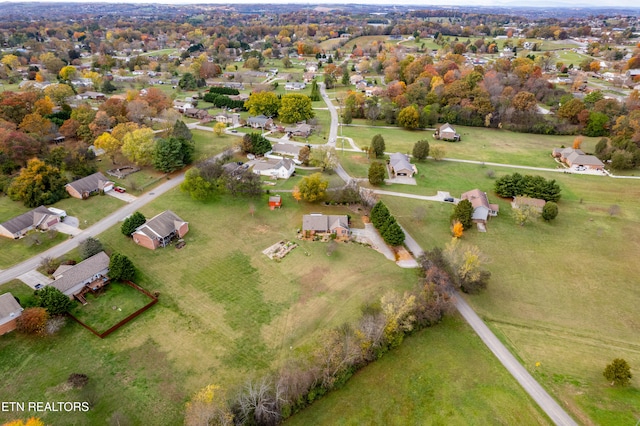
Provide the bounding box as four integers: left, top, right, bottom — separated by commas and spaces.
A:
269, 195, 282, 210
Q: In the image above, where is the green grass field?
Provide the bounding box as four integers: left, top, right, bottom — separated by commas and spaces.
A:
381, 163, 640, 424
69, 281, 155, 334
0, 190, 419, 425
342, 124, 601, 168
286, 315, 551, 426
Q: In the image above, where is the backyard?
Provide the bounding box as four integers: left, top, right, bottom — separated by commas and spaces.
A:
69, 281, 155, 335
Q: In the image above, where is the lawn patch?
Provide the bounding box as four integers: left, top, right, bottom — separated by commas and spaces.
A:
68, 281, 157, 337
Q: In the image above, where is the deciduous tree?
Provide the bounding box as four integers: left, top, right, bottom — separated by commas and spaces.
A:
122, 127, 156, 166
7, 158, 67, 207
430, 144, 446, 161
184, 384, 233, 426
397, 105, 420, 129
244, 91, 280, 117
298, 172, 328, 202
94, 132, 122, 165
278, 94, 314, 123
79, 237, 104, 260
541, 201, 558, 221
121, 212, 146, 236
16, 307, 48, 335
213, 122, 226, 136
452, 220, 464, 238
371, 134, 385, 158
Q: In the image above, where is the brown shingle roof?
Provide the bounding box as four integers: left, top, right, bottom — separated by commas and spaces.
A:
0, 293, 22, 322
0, 206, 56, 235
65, 172, 111, 194
134, 210, 187, 240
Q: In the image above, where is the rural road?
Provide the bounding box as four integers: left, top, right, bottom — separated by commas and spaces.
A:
317, 89, 578, 425
454, 295, 578, 426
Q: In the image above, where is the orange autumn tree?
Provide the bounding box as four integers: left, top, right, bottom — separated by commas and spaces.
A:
3, 418, 45, 426
452, 220, 464, 238
573, 136, 583, 149
292, 186, 302, 203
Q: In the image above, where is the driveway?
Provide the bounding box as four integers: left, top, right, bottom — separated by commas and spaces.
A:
351, 224, 395, 261
50, 215, 82, 236
18, 270, 53, 289
107, 190, 137, 203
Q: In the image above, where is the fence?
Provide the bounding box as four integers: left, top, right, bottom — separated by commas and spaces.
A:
67, 280, 158, 339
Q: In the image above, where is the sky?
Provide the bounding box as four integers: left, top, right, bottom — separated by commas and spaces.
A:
0, 0, 637, 6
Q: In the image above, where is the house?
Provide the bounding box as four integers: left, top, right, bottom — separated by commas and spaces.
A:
350, 74, 365, 85
389, 153, 417, 177
65, 172, 114, 199
284, 82, 306, 90
269, 195, 282, 210
0, 206, 63, 239
272, 142, 302, 159
512, 196, 546, 213
132, 210, 189, 250
185, 108, 211, 120
303, 72, 315, 83
215, 112, 240, 126
247, 115, 274, 130
77, 91, 105, 100
251, 158, 296, 179
302, 214, 350, 239
173, 100, 194, 113
434, 123, 460, 141
305, 63, 318, 73
461, 189, 499, 229
51, 251, 111, 299
0, 293, 23, 335
552, 148, 605, 170
284, 123, 312, 138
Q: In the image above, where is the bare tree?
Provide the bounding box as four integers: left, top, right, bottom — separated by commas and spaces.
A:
234, 378, 282, 426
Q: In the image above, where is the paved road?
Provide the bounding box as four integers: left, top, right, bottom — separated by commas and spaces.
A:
0, 173, 186, 286
454, 294, 578, 426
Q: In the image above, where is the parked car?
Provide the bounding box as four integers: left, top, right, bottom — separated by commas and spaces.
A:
114, 186, 126, 193
444, 197, 455, 202
35, 284, 43, 290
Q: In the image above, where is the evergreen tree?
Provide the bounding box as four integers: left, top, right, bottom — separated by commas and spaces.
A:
37, 286, 73, 315
541, 201, 558, 221
171, 120, 193, 141
370, 201, 391, 228
412, 139, 430, 161
109, 253, 136, 281
79, 237, 104, 260
310, 80, 321, 102
121, 211, 146, 236
451, 199, 474, 230
368, 162, 386, 186
371, 134, 385, 158
381, 217, 405, 246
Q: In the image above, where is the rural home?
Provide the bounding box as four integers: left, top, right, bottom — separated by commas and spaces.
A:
284, 123, 312, 138
132, 210, 189, 250
434, 123, 460, 141
271, 142, 303, 160
0, 293, 23, 336
185, 108, 211, 121
0, 206, 63, 239
389, 152, 417, 177
173, 100, 194, 113
461, 189, 499, 230
77, 91, 106, 100
252, 158, 296, 179
302, 214, 350, 239
51, 251, 110, 299
284, 82, 306, 90
512, 196, 546, 213
269, 195, 282, 210
247, 115, 274, 130
552, 148, 604, 170
65, 172, 114, 199
215, 112, 240, 126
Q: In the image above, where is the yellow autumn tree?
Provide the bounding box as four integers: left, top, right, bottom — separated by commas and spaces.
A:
452, 220, 464, 238
292, 186, 302, 202
3, 417, 45, 426
573, 136, 583, 149
184, 384, 233, 426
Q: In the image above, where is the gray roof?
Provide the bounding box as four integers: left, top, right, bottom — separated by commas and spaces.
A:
302, 214, 348, 232
252, 158, 293, 172
248, 115, 271, 126
66, 172, 111, 194
389, 152, 414, 173
51, 251, 110, 294
134, 210, 187, 240
0, 206, 57, 235
272, 142, 302, 156
0, 293, 22, 320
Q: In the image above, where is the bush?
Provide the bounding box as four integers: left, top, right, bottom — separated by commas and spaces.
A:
16, 307, 49, 335
121, 212, 146, 237
541, 201, 558, 221
603, 358, 632, 386
37, 286, 73, 315
412, 139, 430, 160
368, 162, 386, 186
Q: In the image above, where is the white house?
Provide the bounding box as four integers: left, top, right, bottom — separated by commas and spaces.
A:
251, 158, 296, 179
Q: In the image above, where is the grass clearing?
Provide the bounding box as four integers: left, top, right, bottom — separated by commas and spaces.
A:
0, 231, 68, 269
69, 281, 155, 334
287, 315, 551, 426
382, 164, 640, 423
0, 190, 419, 424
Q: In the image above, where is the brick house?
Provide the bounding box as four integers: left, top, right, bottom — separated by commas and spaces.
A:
0, 206, 62, 239
434, 123, 460, 141
132, 210, 189, 250
51, 251, 111, 300
302, 214, 350, 239
0, 293, 23, 335
389, 152, 417, 177
65, 172, 114, 199
461, 189, 499, 230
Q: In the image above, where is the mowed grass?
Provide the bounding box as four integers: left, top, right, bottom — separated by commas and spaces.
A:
382, 163, 640, 424
54, 194, 125, 228
286, 315, 551, 426
0, 229, 68, 269
342, 124, 601, 168
0, 189, 419, 425
69, 281, 155, 334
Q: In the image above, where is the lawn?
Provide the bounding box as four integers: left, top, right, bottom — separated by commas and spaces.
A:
0, 230, 68, 269
381, 164, 640, 424
0, 190, 420, 425
286, 315, 551, 426
69, 281, 155, 334
53, 195, 125, 228
342, 124, 601, 168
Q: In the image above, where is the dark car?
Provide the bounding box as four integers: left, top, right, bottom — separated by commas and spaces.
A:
444, 197, 455, 202
35, 284, 44, 290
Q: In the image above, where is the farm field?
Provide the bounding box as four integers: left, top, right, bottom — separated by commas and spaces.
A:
286, 315, 551, 426
0, 190, 420, 425
381, 163, 640, 424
